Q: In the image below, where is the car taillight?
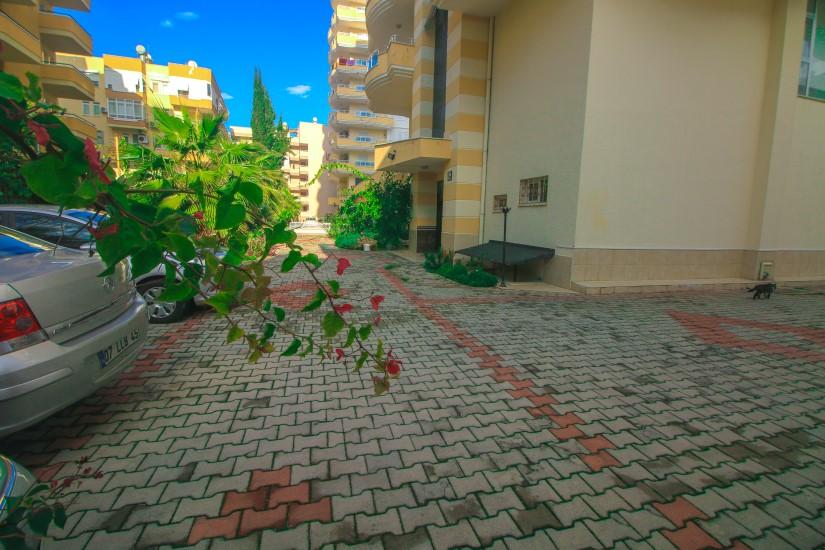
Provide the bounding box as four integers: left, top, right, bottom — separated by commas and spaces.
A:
0, 299, 46, 355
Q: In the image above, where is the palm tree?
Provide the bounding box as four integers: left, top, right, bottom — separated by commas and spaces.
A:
120, 108, 299, 224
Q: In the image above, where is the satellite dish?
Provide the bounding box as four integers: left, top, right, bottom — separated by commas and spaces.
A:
136, 44, 146, 55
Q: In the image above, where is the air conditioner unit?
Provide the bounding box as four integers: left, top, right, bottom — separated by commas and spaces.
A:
137, 135, 149, 144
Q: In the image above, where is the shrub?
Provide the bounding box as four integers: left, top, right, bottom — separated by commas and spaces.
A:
423, 249, 451, 272
426, 253, 498, 287
335, 232, 361, 250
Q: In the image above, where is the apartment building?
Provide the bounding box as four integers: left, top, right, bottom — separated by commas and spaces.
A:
284, 120, 333, 220
0, 0, 97, 142
228, 125, 253, 144
324, 0, 408, 210
54, 49, 226, 161
365, 0, 825, 293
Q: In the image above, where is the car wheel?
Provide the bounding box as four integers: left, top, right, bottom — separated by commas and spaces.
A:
137, 279, 191, 323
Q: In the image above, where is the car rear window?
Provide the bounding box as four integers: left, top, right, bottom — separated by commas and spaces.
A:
0, 234, 48, 258
65, 210, 107, 226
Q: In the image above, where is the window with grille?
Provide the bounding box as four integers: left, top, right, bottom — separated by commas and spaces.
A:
107, 99, 144, 121
518, 176, 548, 206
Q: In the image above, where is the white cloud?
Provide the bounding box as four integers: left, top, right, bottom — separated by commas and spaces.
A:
160, 19, 174, 28
286, 84, 311, 98
221, 92, 234, 100
176, 11, 199, 21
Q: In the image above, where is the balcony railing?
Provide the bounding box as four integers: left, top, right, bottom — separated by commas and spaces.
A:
368, 35, 414, 69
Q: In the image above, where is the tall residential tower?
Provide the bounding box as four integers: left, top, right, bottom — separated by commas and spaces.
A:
324, 0, 408, 210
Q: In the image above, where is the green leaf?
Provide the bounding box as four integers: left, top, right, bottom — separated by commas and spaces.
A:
327, 280, 340, 295
281, 338, 301, 356
166, 234, 197, 263
272, 306, 286, 322
321, 312, 346, 339
302, 253, 322, 268
262, 322, 276, 340
27, 507, 53, 536
53, 504, 67, 529
280, 249, 302, 273
130, 245, 163, 278
157, 282, 198, 302
300, 335, 314, 357
215, 197, 246, 230
355, 351, 368, 371
302, 288, 326, 312
227, 325, 244, 343
238, 180, 264, 206
206, 291, 235, 315
358, 324, 372, 341
249, 349, 262, 363
20, 155, 79, 205
157, 193, 185, 212
344, 326, 356, 348
0, 72, 24, 101
263, 298, 272, 312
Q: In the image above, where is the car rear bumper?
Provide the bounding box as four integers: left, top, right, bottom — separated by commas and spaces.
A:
0, 296, 148, 438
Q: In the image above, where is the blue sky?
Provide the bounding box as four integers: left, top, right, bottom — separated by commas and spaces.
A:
65, 1, 333, 128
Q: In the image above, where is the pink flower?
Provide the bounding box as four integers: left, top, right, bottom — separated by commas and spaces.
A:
333, 303, 353, 315
27, 120, 50, 147
193, 211, 205, 220
373, 315, 382, 326
335, 348, 345, 360
386, 359, 401, 376
370, 295, 384, 311
83, 137, 111, 184
336, 257, 351, 276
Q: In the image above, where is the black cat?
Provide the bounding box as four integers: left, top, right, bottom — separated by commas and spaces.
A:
747, 283, 776, 299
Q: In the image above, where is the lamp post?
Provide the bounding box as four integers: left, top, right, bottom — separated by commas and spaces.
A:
500, 206, 511, 287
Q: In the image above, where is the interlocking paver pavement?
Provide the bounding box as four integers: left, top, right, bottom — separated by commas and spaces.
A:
4, 235, 825, 549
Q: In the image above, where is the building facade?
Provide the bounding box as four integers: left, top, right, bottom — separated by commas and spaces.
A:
324, 0, 408, 211
0, 0, 97, 142
228, 125, 253, 144
54, 50, 226, 164
365, 0, 825, 292
285, 120, 332, 220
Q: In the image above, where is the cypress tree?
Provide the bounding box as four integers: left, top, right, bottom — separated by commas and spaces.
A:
251, 67, 275, 148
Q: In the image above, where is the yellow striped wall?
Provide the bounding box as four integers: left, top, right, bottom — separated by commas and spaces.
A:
441, 12, 489, 252
411, 0, 435, 138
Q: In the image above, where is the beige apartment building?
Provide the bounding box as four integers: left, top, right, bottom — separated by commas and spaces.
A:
285, 120, 334, 220
0, 0, 97, 142
365, 0, 825, 292
228, 125, 253, 143
325, 0, 408, 210
54, 49, 226, 163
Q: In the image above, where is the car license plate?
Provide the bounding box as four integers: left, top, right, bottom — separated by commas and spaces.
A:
97, 329, 141, 369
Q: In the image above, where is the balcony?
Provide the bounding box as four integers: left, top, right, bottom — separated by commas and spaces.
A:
329, 59, 368, 83
39, 11, 92, 55
375, 137, 451, 173
433, 0, 509, 16
329, 31, 369, 59
365, 38, 414, 117
365, 0, 413, 51
0, 9, 41, 64
330, 161, 375, 176
50, 0, 90, 11
107, 116, 147, 129
40, 61, 96, 100
330, 110, 394, 130
333, 135, 385, 152
60, 112, 96, 141
331, 85, 368, 108
333, 4, 366, 30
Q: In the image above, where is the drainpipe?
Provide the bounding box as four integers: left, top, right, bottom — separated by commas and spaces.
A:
478, 17, 495, 245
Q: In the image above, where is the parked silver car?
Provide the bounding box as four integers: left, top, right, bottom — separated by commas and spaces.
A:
0, 226, 148, 438
0, 205, 207, 323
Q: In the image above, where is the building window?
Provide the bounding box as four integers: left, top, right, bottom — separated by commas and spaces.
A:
95, 130, 104, 145
493, 194, 508, 213
354, 136, 372, 142
82, 101, 90, 115
93, 102, 101, 115
302, 204, 309, 212
800, 0, 825, 100
108, 99, 144, 121
518, 176, 548, 206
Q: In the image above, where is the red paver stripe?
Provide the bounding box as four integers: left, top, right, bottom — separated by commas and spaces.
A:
249, 467, 291, 491
662, 522, 723, 550
550, 426, 586, 441
548, 413, 584, 428
580, 450, 621, 472
578, 435, 616, 453
653, 497, 710, 529
188, 511, 241, 545
221, 487, 268, 515
269, 481, 310, 508
239, 506, 287, 537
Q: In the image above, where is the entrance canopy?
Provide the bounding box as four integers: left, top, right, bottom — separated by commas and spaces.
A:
456, 240, 555, 266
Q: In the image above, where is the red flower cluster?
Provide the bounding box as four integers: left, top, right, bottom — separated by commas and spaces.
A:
193, 211, 205, 220
27, 120, 50, 147
89, 223, 118, 239
336, 257, 351, 276
370, 295, 384, 310
333, 303, 353, 315
335, 348, 345, 360
83, 138, 111, 184
385, 350, 401, 376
